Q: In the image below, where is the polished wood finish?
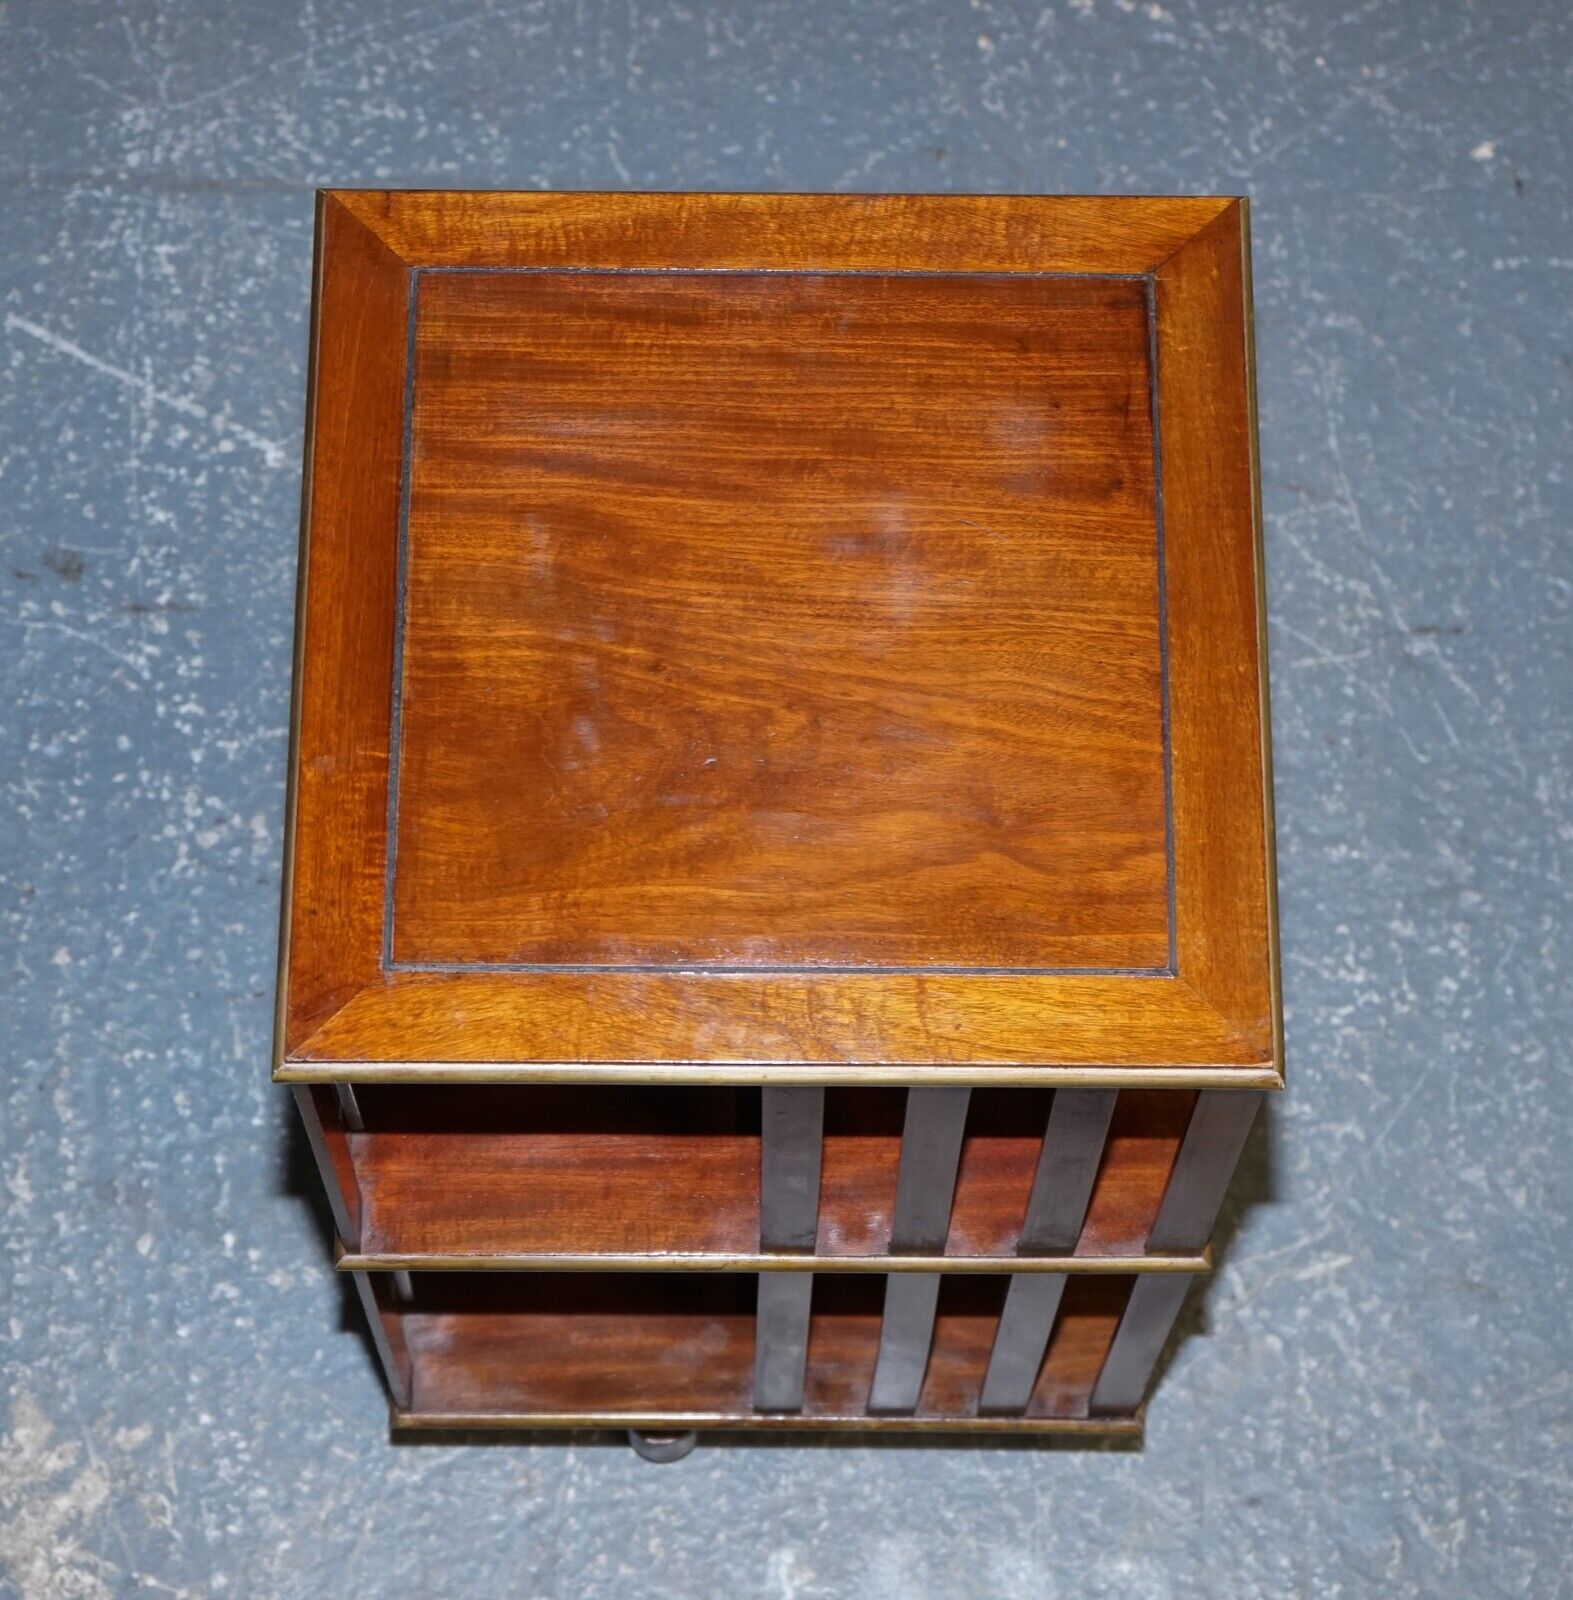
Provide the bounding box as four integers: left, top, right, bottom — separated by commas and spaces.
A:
394, 270, 1165, 972
280, 195, 407, 1050
1153, 204, 1276, 1058
334, 190, 1233, 275
1028, 1274, 1130, 1417
280, 191, 1278, 1441
277, 190, 1277, 1080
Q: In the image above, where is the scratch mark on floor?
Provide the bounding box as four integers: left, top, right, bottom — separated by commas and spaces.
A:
5, 312, 285, 468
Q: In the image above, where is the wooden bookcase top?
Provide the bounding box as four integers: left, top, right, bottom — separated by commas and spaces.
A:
275, 192, 1279, 1087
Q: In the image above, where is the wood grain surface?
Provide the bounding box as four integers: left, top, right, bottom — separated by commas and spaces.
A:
277, 190, 1278, 1080
392, 268, 1167, 972
333, 190, 1233, 274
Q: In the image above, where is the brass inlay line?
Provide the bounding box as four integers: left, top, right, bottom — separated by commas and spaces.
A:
388, 1405, 1143, 1437
333, 1242, 1212, 1276
278, 1062, 1285, 1090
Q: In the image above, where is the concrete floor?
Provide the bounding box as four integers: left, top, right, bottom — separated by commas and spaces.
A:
2, 2, 1569, 1596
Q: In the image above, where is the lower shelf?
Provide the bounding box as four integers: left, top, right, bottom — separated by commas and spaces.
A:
365, 1273, 1144, 1431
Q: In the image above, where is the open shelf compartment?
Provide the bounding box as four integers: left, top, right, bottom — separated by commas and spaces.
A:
370, 1272, 1146, 1434
304, 1085, 1203, 1270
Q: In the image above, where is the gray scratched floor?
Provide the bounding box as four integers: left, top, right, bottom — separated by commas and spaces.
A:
2, 3, 1569, 1597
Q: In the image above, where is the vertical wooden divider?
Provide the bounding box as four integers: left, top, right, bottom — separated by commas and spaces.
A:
979, 1274, 1069, 1414
291, 1084, 361, 1249
753, 1088, 825, 1412
759, 1087, 825, 1251
1146, 1091, 1262, 1252
868, 1088, 971, 1413
1089, 1272, 1193, 1414
1088, 1090, 1261, 1414
1019, 1088, 1119, 1252
980, 1089, 1118, 1414
334, 1083, 365, 1132
351, 1269, 413, 1410
754, 1275, 816, 1413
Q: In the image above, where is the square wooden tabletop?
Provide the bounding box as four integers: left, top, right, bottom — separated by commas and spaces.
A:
275, 192, 1279, 1086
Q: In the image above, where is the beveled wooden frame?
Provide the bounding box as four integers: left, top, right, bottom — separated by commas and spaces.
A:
274, 192, 1279, 1087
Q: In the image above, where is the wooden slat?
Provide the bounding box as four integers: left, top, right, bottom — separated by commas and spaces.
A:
1019, 1088, 1118, 1253
867, 1273, 942, 1414
979, 1273, 1069, 1414
867, 1089, 972, 1414
1089, 1272, 1193, 1414
753, 1272, 814, 1412
889, 1089, 971, 1252
979, 1090, 1117, 1414
334, 1082, 365, 1132
1146, 1090, 1261, 1252
350, 1269, 413, 1409
291, 1084, 361, 1247
760, 1087, 824, 1251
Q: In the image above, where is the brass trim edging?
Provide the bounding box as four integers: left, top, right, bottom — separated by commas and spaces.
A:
270, 193, 326, 1082
1238, 197, 1287, 1086
334, 1243, 1212, 1276
388, 1405, 1143, 1437
278, 1062, 1284, 1090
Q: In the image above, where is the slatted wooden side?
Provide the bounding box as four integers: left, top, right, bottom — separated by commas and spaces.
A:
980, 1089, 1117, 1413
753, 1088, 825, 1410
868, 1089, 971, 1412
1090, 1090, 1261, 1412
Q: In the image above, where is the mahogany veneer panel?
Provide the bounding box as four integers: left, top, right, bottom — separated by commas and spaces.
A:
395, 270, 1166, 973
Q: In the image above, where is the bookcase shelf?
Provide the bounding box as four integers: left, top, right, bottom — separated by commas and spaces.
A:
318, 1086, 1202, 1271
368, 1273, 1142, 1433
279, 191, 1280, 1449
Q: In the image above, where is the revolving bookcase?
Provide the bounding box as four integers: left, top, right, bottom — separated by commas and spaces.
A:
276, 191, 1280, 1449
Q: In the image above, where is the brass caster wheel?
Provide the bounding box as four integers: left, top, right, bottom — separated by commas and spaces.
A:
627, 1429, 699, 1463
